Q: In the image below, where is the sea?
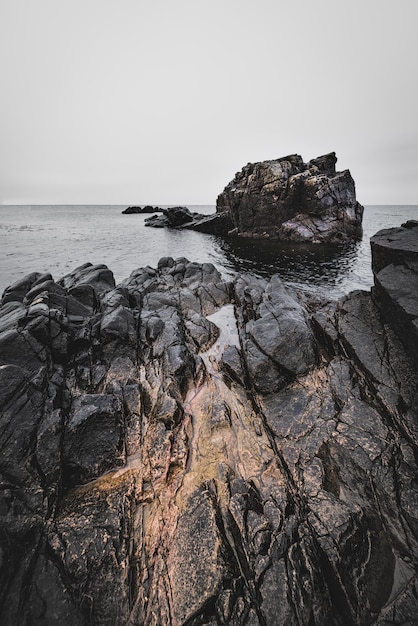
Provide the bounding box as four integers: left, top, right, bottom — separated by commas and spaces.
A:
0, 205, 417, 301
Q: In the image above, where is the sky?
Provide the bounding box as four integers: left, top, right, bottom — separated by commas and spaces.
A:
0, 0, 417, 205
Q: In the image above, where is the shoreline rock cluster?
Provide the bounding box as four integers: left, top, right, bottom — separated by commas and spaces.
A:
145, 152, 364, 244
145, 205, 234, 235
0, 223, 417, 624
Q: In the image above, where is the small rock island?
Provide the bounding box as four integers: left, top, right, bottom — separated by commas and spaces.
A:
145, 152, 364, 244
122, 205, 162, 214
0, 220, 417, 624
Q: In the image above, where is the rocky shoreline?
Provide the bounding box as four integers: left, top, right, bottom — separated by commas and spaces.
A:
0, 223, 417, 624
145, 153, 364, 244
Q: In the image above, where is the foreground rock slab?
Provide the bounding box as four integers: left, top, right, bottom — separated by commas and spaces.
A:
0, 225, 417, 625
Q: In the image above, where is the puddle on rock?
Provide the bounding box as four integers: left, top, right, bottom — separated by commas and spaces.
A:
202, 304, 240, 375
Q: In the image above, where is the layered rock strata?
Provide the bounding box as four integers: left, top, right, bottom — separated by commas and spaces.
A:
0, 226, 417, 625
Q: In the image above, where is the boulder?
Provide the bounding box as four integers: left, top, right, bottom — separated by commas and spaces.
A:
371, 222, 418, 365
145, 206, 234, 235
216, 152, 364, 243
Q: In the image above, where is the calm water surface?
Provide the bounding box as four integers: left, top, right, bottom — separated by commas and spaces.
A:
0, 205, 417, 299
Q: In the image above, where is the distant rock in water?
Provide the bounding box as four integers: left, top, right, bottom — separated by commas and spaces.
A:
0, 224, 417, 624
217, 152, 364, 243
144, 152, 364, 244
122, 205, 162, 214
145, 205, 195, 227
145, 205, 234, 235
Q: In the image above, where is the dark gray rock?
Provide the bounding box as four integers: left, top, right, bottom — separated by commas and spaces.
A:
122, 205, 162, 214
63, 393, 126, 486
234, 274, 317, 394
0, 231, 417, 625
143, 153, 363, 244
371, 224, 418, 365
144, 206, 196, 228
58, 263, 116, 296
217, 152, 363, 243
1, 271, 51, 305
143, 212, 170, 228
371, 223, 418, 274
183, 210, 234, 236
144, 206, 232, 233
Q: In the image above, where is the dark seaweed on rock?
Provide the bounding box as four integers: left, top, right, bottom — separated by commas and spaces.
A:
0, 224, 417, 625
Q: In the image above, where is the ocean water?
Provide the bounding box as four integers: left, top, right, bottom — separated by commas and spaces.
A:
0, 204, 417, 300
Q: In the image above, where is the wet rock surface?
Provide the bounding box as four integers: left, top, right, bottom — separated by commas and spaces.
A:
216, 152, 364, 243
0, 225, 417, 625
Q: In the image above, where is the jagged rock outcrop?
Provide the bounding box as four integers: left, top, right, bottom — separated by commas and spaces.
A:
144, 153, 363, 244
145, 206, 234, 235
216, 152, 364, 243
0, 224, 417, 625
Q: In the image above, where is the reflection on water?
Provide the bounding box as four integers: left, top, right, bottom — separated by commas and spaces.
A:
215, 236, 361, 295
0, 204, 417, 300
208, 205, 418, 298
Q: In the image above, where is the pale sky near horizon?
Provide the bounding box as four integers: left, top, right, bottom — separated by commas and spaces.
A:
1, 0, 417, 205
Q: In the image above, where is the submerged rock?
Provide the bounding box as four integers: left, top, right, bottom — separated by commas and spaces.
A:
0, 225, 417, 625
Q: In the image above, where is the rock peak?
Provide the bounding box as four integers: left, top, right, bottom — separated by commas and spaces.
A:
308, 151, 337, 177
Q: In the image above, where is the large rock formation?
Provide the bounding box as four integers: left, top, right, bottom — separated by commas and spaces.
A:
216, 152, 364, 243
144, 153, 364, 244
0, 225, 417, 625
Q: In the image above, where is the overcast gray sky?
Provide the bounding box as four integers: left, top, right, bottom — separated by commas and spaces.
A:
1, 0, 417, 205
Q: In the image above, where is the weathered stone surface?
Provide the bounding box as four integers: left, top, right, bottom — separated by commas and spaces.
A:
145, 206, 197, 228
371, 223, 418, 364
1, 271, 51, 304
234, 274, 317, 394
371, 220, 418, 274
63, 393, 126, 486
144, 206, 235, 236
58, 262, 116, 296
217, 152, 364, 243
144, 153, 363, 244
0, 228, 417, 625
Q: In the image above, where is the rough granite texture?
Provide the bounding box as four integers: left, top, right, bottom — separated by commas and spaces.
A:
216, 152, 364, 243
0, 225, 417, 625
